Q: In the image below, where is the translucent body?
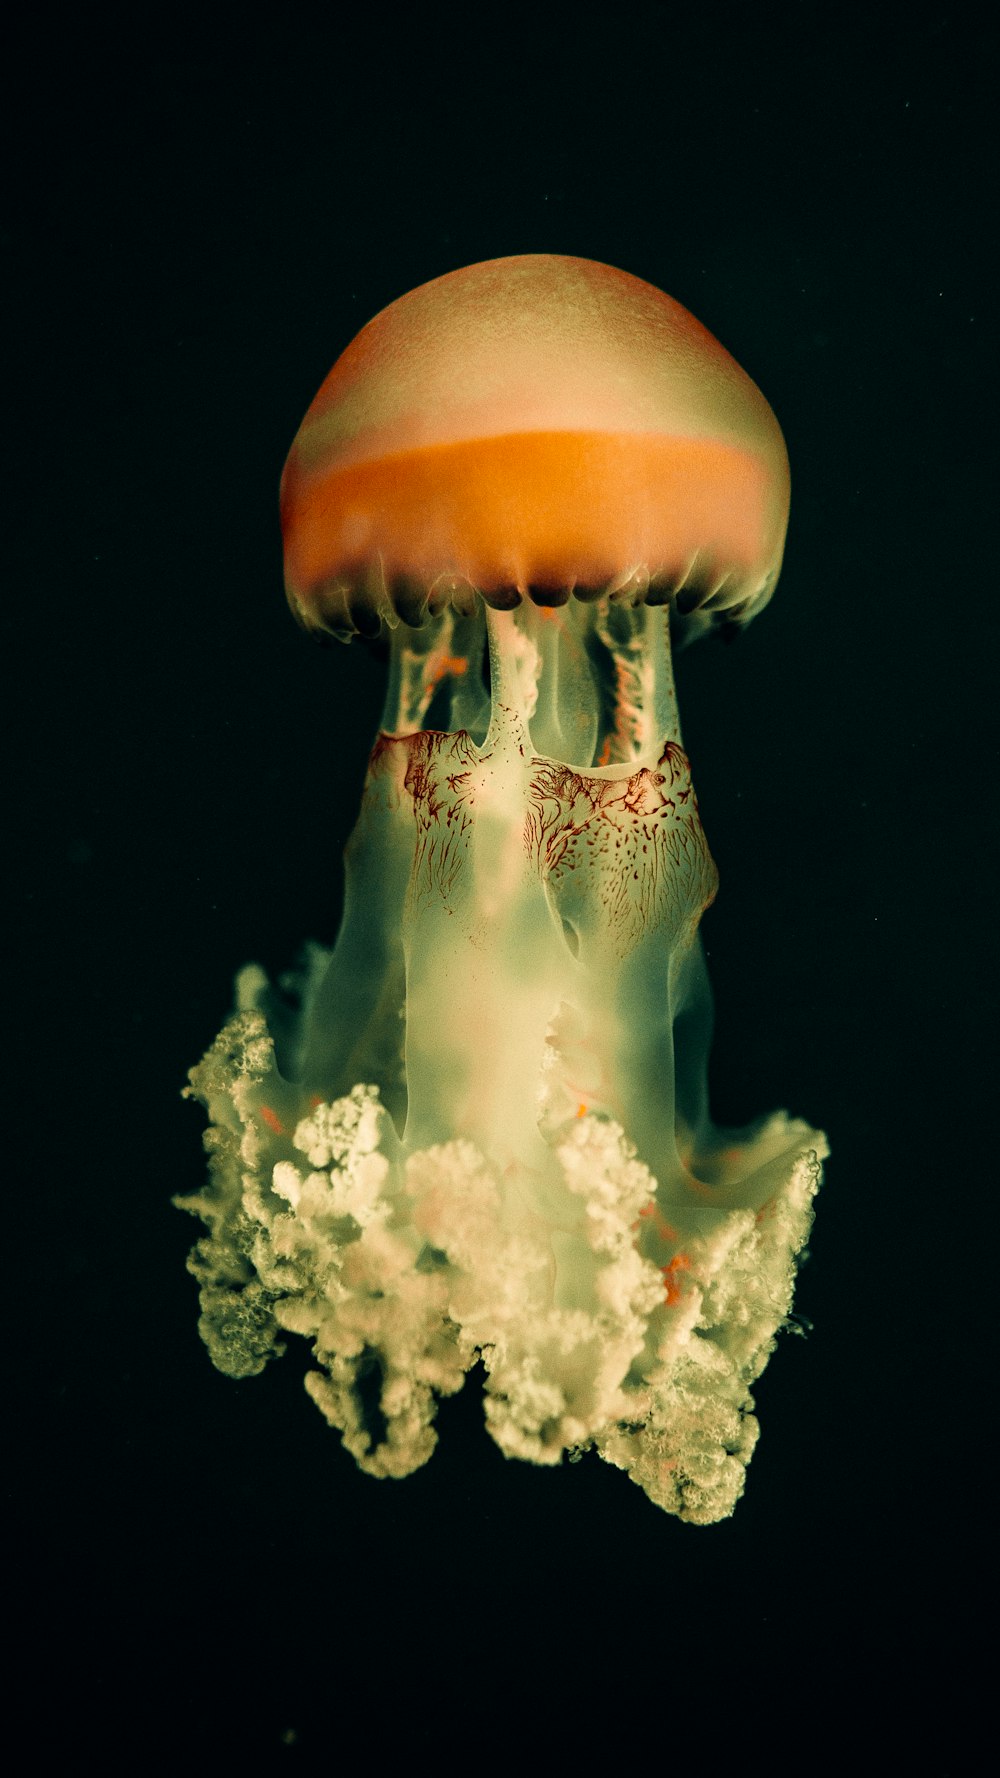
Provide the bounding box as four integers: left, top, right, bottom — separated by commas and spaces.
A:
179, 258, 826, 1523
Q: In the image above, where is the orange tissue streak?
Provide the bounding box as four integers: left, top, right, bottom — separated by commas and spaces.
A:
661, 1253, 691, 1306
428, 653, 468, 689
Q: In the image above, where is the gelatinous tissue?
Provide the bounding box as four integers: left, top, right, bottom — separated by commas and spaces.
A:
177, 256, 827, 1523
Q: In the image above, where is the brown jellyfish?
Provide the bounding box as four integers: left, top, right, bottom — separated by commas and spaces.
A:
180, 255, 827, 1525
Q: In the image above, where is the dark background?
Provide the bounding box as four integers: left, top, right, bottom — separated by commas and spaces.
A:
8, 6, 995, 1764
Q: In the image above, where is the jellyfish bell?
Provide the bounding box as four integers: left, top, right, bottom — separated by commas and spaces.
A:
179, 255, 826, 1525
280, 253, 789, 644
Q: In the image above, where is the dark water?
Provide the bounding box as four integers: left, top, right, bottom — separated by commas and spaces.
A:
8, 8, 993, 1765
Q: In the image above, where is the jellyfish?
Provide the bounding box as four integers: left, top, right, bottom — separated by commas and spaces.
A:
178, 255, 827, 1525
